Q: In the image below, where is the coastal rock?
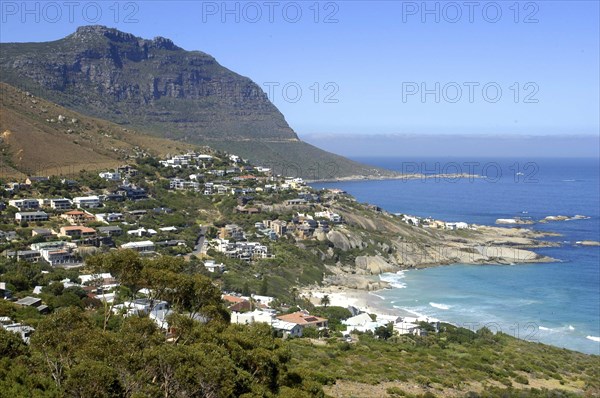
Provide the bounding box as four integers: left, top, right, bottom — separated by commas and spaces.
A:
496, 218, 534, 225
326, 230, 364, 251
324, 274, 390, 291
575, 240, 600, 247
315, 231, 328, 241
355, 255, 398, 275
540, 215, 589, 223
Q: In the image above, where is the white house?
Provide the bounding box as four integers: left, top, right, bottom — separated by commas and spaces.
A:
271, 320, 303, 337
49, 198, 72, 210
230, 309, 275, 325
99, 171, 121, 181
113, 299, 169, 317
127, 227, 157, 237
95, 213, 124, 223
73, 196, 101, 208
203, 260, 224, 273
15, 211, 48, 223
121, 241, 155, 252
9, 199, 40, 211
445, 222, 469, 230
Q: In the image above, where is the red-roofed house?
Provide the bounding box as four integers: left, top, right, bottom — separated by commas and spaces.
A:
222, 295, 252, 312
276, 311, 328, 329
61, 210, 95, 225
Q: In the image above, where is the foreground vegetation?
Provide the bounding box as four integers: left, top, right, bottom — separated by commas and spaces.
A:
288, 326, 600, 397
0, 252, 322, 398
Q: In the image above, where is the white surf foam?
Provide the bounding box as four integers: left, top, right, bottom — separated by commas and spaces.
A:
379, 271, 407, 289
539, 326, 552, 331
368, 292, 385, 300
429, 302, 451, 310
586, 336, 600, 343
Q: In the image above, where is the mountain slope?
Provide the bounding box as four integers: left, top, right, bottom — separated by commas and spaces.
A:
0, 25, 395, 179
0, 82, 194, 179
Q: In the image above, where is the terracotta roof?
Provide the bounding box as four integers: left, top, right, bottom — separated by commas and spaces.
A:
64, 210, 86, 215
276, 311, 328, 326
222, 295, 246, 304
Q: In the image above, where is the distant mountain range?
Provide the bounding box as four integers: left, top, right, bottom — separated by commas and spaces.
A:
0, 25, 394, 179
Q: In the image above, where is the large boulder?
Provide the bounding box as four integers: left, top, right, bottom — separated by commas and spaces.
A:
327, 230, 364, 251
355, 255, 398, 275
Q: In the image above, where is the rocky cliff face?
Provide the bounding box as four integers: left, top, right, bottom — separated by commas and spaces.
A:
0, 25, 296, 142
0, 26, 396, 179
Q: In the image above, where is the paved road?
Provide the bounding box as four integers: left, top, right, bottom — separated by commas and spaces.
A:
192, 226, 207, 256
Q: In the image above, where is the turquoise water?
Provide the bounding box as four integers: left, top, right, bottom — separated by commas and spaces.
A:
312, 158, 600, 354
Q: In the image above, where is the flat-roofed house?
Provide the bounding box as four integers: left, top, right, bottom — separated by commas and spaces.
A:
50, 198, 72, 210
15, 211, 48, 223
8, 199, 40, 211
121, 241, 155, 253
58, 226, 97, 239
73, 196, 101, 208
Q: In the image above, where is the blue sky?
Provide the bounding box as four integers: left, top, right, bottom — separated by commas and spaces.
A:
1, 1, 599, 138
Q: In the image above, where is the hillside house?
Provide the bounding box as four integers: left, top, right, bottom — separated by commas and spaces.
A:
25, 176, 49, 185
97, 226, 123, 236
58, 226, 97, 239
73, 196, 101, 208
15, 211, 48, 223
49, 198, 73, 210
61, 210, 95, 224
8, 199, 40, 211
121, 241, 155, 253
203, 260, 224, 273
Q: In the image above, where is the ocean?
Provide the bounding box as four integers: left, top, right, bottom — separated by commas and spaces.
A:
312, 157, 600, 355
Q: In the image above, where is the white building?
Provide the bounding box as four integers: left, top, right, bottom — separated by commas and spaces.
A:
15, 211, 48, 223
50, 198, 72, 210
95, 213, 124, 223
73, 196, 101, 208
230, 309, 275, 325
9, 199, 40, 211
445, 222, 469, 230
203, 260, 224, 273
121, 241, 155, 252
99, 171, 121, 181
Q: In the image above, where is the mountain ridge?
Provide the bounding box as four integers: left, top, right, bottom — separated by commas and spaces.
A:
0, 25, 393, 179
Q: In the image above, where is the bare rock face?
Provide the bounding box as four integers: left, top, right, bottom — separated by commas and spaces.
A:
0, 25, 296, 142
355, 255, 398, 275
0, 26, 393, 179
326, 230, 365, 251
324, 274, 390, 291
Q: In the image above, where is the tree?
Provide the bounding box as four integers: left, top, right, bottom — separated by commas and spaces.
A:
320, 295, 330, 308
259, 277, 268, 296
374, 322, 395, 340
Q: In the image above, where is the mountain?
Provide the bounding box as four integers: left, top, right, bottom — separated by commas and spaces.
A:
0, 82, 195, 179
0, 25, 394, 179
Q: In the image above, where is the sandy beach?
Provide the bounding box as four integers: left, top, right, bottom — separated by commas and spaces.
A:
301, 283, 436, 322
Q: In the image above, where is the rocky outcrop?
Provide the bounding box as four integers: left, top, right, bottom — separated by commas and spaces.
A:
324, 274, 390, 291
355, 256, 398, 275
326, 230, 366, 251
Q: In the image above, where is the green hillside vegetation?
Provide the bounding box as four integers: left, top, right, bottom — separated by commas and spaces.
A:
288, 327, 600, 397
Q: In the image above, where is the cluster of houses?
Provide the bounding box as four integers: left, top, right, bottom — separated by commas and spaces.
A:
398, 214, 472, 230
159, 152, 214, 169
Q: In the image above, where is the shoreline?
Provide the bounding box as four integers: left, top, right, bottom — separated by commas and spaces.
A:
306, 173, 483, 184
302, 281, 439, 323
